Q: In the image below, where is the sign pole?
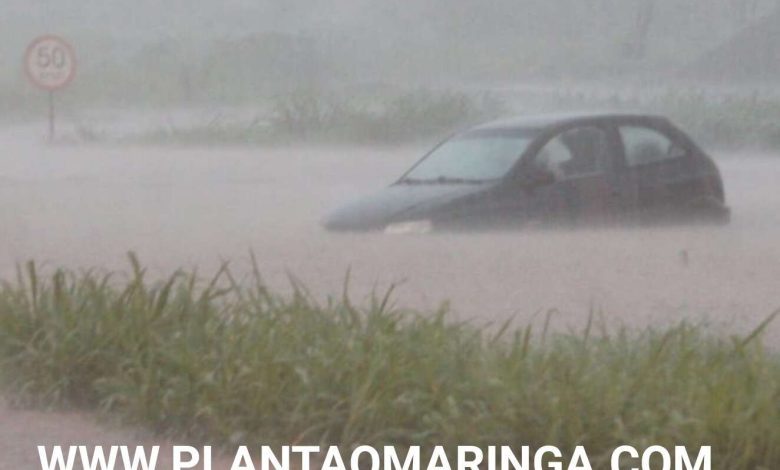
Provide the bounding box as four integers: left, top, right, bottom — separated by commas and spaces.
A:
48, 90, 55, 142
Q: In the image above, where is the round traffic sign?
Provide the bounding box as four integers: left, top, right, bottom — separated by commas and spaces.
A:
24, 35, 77, 91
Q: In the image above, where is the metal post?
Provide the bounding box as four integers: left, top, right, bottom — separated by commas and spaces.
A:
48, 90, 55, 142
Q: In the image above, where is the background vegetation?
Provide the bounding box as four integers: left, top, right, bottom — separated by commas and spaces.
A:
110, 90, 506, 145
0, 257, 779, 468
66, 88, 778, 150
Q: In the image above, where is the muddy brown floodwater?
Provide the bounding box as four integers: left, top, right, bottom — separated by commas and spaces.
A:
1, 127, 779, 468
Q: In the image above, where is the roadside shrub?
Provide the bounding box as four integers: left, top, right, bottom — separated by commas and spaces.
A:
120, 90, 505, 146
0, 256, 779, 467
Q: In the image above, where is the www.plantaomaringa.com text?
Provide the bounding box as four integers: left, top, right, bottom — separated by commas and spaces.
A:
38, 444, 711, 470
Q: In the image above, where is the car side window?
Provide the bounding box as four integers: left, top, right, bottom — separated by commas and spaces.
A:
619, 126, 682, 167
534, 126, 610, 181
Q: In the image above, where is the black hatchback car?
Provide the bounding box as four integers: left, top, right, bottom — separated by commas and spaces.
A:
323, 112, 729, 233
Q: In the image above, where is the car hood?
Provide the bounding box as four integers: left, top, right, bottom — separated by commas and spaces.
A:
322, 183, 491, 231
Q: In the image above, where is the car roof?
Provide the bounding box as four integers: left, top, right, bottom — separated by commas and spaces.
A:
472, 111, 668, 132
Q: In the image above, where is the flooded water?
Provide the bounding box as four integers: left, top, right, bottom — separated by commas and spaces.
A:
1, 128, 779, 341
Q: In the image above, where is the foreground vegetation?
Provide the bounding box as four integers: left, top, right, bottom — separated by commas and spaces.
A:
0, 257, 779, 468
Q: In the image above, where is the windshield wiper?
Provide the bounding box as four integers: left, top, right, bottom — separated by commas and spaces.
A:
398, 178, 428, 185
400, 176, 486, 185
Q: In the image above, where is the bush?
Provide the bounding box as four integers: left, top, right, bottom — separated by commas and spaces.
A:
1, 256, 780, 467
121, 90, 506, 146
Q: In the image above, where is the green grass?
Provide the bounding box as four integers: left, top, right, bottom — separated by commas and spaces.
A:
1, 255, 779, 468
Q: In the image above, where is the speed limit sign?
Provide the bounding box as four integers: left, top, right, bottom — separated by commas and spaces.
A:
24, 35, 76, 91
24, 35, 76, 141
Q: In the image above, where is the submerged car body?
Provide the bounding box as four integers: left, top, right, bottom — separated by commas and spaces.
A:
323, 112, 729, 233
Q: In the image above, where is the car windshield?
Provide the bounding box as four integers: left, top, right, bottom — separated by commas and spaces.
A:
401, 128, 538, 183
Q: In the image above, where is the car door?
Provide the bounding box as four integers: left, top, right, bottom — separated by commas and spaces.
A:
616, 122, 700, 222
523, 124, 622, 226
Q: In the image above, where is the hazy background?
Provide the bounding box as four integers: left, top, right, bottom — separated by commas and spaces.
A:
2, 0, 779, 120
